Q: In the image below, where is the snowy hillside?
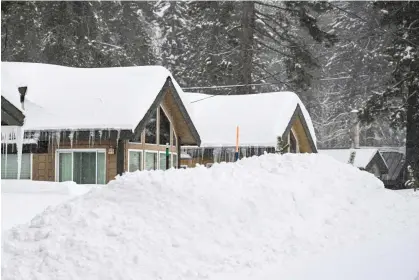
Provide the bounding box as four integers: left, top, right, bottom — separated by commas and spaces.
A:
2, 154, 419, 280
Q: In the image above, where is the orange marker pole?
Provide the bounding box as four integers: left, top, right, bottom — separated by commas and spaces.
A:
235, 126, 239, 161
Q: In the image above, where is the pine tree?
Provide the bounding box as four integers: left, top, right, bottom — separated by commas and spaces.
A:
185, 1, 239, 92
92, 1, 156, 67
359, 2, 419, 181
154, 1, 191, 85
1, 2, 44, 62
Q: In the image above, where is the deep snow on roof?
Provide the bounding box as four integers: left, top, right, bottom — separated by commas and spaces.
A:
1, 62, 183, 131
181, 92, 316, 147
319, 148, 384, 169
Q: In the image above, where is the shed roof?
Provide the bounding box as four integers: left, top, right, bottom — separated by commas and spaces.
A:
181, 91, 316, 148
380, 151, 405, 182
319, 148, 388, 172
1, 62, 200, 145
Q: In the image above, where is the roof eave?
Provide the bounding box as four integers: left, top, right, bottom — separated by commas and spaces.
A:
1, 96, 25, 126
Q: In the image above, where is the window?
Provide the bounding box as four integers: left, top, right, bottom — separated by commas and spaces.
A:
1, 153, 31, 179
144, 151, 158, 170
159, 107, 171, 146
290, 131, 297, 153
128, 150, 142, 172
173, 129, 177, 147
159, 152, 170, 170
59, 152, 72, 182
172, 154, 178, 168
57, 150, 106, 184
145, 112, 157, 144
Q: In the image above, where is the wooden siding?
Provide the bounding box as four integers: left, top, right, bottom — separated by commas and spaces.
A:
32, 153, 54, 181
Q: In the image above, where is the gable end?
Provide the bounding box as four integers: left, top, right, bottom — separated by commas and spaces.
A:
132, 77, 201, 146
365, 151, 389, 174
282, 104, 317, 153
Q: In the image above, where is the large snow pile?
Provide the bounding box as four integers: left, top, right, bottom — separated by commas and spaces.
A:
2, 154, 419, 280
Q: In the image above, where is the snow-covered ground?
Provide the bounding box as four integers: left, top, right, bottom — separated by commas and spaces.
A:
1, 180, 92, 231
1, 154, 419, 280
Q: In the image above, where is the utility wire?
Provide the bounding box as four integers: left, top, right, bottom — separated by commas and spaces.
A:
183, 75, 356, 91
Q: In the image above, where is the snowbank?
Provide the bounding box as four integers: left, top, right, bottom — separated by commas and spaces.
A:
2, 154, 419, 280
1, 180, 92, 196
1, 180, 93, 231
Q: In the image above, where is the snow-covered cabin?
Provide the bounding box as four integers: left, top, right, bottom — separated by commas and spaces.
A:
179, 91, 317, 167
319, 148, 389, 179
1, 62, 201, 183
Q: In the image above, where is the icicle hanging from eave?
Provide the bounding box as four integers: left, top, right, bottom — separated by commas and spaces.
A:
15, 126, 24, 180
69, 130, 74, 148
1, 125, 25, 180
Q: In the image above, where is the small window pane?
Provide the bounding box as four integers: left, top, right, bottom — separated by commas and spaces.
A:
145, 112, 157, 144
97, 152, 106, 184
173, 129, 177, 147
173, 154, 178, 168
59, 153, 73, 182
129, 151, 142, 172
145, 152, 157, 170
159, 152, 170, 170
159, 108, 171, 146
290, 132, 297, 153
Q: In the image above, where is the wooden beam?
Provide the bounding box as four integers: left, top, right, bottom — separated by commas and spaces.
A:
177, 135, 181, 169
116, 139, 125, 175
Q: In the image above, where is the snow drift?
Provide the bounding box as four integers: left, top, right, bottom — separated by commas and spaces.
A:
2, 154, 419, 280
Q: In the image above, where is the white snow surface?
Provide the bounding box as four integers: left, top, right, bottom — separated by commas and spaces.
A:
319, 148, 385, 169
181, 91, 316, 147
1, 180, 93, 231
1, 62, 184, 131
2, 154, 419, 280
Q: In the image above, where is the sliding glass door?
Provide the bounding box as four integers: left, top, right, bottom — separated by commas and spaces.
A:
73, 152, 96, 184
57, 150, 106, 184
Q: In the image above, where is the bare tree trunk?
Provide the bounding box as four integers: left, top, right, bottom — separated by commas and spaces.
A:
239, 1, 255, 94
405, 83, 419, 182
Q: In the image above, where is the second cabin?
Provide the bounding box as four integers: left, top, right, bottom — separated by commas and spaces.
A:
179, 91, 318, 167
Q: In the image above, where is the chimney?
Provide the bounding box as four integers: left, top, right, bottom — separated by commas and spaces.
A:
350, 109, 360, 149
18, 86, 27, 110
